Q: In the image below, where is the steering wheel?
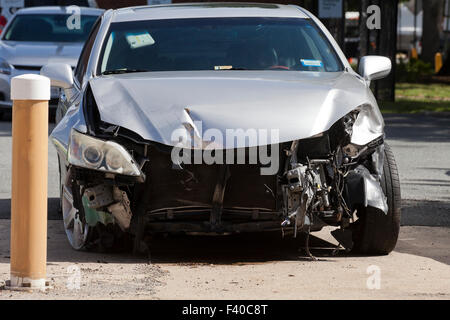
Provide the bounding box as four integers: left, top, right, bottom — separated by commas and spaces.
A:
268, 65, 290, 70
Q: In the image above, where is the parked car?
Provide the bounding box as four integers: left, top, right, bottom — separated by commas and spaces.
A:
0, 6, 104, 119
42, 3, 401, 255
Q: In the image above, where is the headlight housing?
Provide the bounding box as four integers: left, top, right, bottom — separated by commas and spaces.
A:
342, 104, 384, 158
350, 104, 384, 146
0, 58, 12, 75
68, 129, 141, 176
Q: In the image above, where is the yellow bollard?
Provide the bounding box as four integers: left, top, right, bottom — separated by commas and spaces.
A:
411, 48, 418, 60
7, 74, 50, 291
435, 52, 443, 74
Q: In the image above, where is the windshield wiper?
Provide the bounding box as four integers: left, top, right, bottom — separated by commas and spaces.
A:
102, 68, 151, 75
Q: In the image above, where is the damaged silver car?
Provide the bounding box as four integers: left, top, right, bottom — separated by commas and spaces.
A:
41, 3, 401, 255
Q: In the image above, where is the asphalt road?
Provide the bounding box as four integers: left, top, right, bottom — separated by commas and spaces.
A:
0, 112, 448, 299
384, 114, 450, 226
385, 114, 450, 202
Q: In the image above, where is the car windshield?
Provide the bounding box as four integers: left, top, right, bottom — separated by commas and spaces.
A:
99, 17, 344, 74
3, 14, 99, 42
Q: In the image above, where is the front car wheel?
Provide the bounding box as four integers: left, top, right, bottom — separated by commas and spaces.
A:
61, 171, 92, 250
352, 143, 402, 255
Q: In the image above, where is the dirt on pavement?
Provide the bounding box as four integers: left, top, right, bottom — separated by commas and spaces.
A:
0, 220, 448, 300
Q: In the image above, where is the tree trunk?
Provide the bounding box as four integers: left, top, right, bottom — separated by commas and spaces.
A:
359, 0, 398, 102
422, 0, 444, 64
377, 0, 398, 101
359, 0, 371, 57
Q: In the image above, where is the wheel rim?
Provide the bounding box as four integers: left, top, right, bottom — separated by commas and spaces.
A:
62, 183, 90, 250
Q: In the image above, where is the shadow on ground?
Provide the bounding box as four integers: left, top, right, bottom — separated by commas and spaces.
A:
401, 199, 450, 226
147, 232, 342, 265
0, 198, 60, 220
147, 200, 450, 265
0, 198, 448, 266
0, 221, 343, 265
384, 113, 450, 143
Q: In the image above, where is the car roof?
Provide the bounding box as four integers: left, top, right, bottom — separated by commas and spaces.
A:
16, 6, 104, 16
111, 2, 309, 23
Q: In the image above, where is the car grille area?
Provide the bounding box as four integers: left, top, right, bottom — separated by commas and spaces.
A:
143, 146, 280, 221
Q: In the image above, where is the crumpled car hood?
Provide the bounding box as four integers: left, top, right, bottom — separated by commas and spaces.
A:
90, 71, 377, 149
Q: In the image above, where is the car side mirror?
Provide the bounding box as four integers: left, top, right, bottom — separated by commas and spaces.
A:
358, 56, 392, 81
40, 63, 74, 89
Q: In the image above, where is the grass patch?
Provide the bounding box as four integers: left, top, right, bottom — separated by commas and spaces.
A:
380, 83, 450, 113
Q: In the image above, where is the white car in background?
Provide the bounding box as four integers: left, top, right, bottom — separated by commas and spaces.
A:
0, 6, 103, 120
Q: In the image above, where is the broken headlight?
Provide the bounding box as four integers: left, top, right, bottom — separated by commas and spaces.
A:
68, 129, 141, 176
342, 104, 384, 158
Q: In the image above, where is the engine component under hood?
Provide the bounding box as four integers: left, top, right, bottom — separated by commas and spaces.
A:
89, 71, 378, 148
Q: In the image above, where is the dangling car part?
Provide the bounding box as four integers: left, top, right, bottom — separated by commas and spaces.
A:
42, 3, 401, 255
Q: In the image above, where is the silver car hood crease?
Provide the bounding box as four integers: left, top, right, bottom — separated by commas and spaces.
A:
89, 71, 378, 149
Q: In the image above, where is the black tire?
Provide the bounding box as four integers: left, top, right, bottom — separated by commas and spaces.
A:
352, 143, 401, 255
0, 111, 3, 121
